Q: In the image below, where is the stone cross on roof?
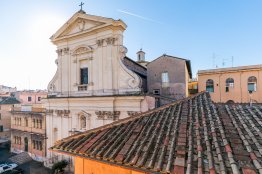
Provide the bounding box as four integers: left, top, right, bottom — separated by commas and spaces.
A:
79, 2, 84, 11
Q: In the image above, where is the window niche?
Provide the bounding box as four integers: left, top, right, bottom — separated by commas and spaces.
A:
73, 46, 93, 92
78, 112, 90, 131
80, 115, 87, 130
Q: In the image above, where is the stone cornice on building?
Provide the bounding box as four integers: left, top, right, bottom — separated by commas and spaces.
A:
198, 64, 262, 75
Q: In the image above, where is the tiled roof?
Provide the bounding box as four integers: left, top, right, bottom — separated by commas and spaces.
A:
123, 56, 147, 76
0, 97, 20, 104
51, 92, 262, 174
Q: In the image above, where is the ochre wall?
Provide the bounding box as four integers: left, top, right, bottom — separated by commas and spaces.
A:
198, 69, 262, 103
74, 156, 146, 174
0, 104, 12, 140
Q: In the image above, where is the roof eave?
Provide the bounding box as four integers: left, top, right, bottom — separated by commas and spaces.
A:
50, 148, 161, 174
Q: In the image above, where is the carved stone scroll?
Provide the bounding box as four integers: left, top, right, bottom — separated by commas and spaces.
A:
127, 111, 141, 117
95, 111, 120, 120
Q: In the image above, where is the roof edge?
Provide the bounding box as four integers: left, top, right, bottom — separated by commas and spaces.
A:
198, 64, 262, 75
49, 148, 155, 174
52, 92, 205, 145
148, 54, 192, 78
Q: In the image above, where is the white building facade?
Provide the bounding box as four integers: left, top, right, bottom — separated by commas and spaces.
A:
43, 10, 154, 168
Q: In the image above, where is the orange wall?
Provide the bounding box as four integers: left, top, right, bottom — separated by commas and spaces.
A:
74, 156, 146, 174
198, 69, 262, 103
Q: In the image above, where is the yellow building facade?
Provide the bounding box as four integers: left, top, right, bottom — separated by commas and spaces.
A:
11, 107, 46, 161
198, 65, 262, 103
0, 97, 20, 141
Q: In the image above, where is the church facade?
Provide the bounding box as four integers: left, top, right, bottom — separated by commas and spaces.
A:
43, 10, 154, 167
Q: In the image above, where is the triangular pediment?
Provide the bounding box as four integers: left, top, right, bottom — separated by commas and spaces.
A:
59, 18, 105, 37
50, 11, 127, 43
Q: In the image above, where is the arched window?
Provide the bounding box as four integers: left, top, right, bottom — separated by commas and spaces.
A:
226, 100, 235, 104
18, 118, 21, 126
225, 78, 234, 92
33, 119, 36, 128
206, 79, 214, 92
39, 120, 42, 129
80, 115, 86, 130
248, 76, 257, 92
25, 118, 28, 127
36, 119, 39, 128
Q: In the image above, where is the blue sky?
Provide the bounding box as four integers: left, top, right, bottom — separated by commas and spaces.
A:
0, 0, 261, 90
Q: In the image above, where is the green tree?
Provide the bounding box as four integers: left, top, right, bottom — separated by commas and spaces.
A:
51, 160, 68, 174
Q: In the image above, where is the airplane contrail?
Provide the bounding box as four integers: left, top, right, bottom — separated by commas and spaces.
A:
117, 9, 162, 24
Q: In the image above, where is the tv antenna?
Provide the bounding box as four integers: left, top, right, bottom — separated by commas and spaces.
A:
222, 56, 234, 67
212, 53, 218, 68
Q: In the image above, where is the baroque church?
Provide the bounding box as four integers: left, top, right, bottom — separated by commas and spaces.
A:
43, 9, 155, 166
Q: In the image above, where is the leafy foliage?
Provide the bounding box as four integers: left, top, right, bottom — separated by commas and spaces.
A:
51, 160, 68, 174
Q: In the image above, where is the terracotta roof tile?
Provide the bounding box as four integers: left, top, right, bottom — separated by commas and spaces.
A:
51, 92, 262, 174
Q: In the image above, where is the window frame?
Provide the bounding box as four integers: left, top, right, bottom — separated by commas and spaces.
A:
206, 79, 214, 93
161, 72, 169, 87
80, 67, 88, 85
248, 76, 257, 92
225, 78, 234, 92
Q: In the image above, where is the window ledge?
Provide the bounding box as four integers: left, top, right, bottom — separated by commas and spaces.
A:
78, 85, 88, 91
77, 82, 94, 91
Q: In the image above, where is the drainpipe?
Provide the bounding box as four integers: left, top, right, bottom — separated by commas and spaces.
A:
240, 72, 243, 103
30, 113, 32, 157
257, 69, 260, 102
249, 91, 253, 107
219, 73, 222, 103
